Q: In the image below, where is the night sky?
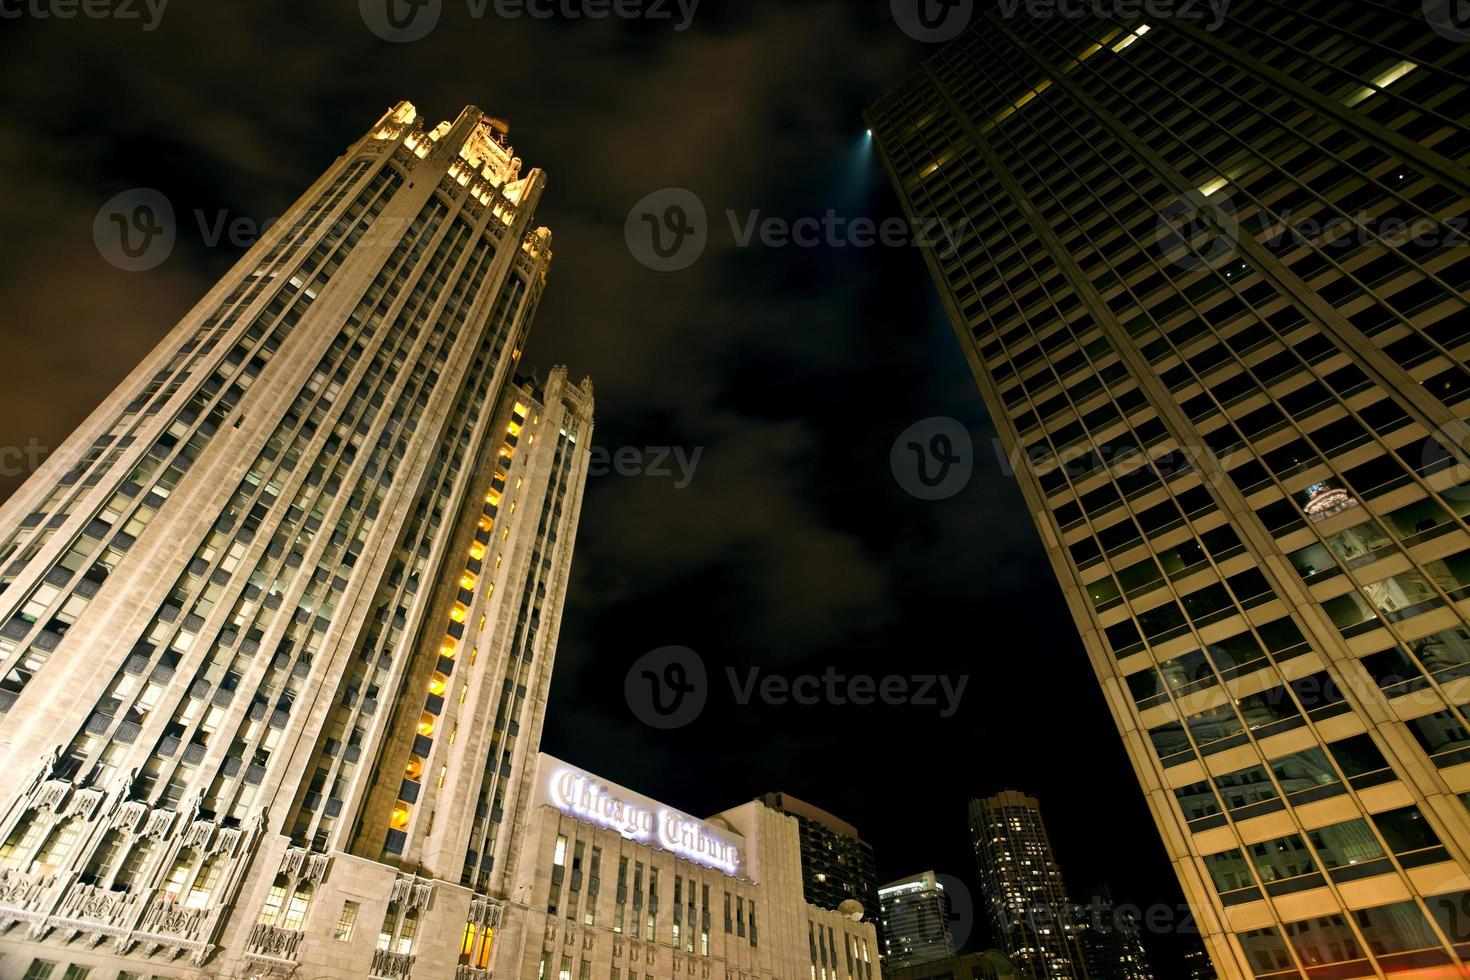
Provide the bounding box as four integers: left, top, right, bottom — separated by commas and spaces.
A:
0, 1, 1192, 972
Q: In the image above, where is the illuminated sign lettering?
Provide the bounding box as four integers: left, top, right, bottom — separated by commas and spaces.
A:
544, 762, 741, 876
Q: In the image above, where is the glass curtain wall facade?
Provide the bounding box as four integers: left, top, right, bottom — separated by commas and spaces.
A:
0, 101, 596, 980
869, 2, 1470, 977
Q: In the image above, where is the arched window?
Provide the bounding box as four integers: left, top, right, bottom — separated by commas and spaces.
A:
258, 873, 289, 925
79, 829, 125, 886
112, 839, 155, 892
282, 881, 314, 930
185, 853, 224, 909
160, 848, 197, 901
0, 811, 43, 869
32, 818, 81, 874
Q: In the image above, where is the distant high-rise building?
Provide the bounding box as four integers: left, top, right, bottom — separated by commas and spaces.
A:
1183, 942, 1219, 980
0, 99, 596, 979
1072, 885, 1154, 980
760, 792, 882, 925
880, 869, 956, 969
870, 2, 1470, 976
969, 792, 1085, 979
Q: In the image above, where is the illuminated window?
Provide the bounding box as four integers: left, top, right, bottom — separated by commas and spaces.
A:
0, 811, 43, 869
417, 713, 436, 736
391, 804, 412, 830
282, 882, 313, 930
259, 875, 288, 925
185, 854, 224, 909
554, 835, 568, 866
428, 673, 448, 697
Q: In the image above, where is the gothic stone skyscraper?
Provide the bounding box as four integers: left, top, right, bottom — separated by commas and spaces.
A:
869, 2, 1470, 977
0, 101, 597, 979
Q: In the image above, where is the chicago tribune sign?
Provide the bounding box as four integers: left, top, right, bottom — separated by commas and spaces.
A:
541, 755, 741, 875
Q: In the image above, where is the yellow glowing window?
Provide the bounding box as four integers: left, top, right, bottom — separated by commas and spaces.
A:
513, 402, 528, 417
416, 714, 436, 737
428, 673, 448, 697
390, 805, 411, 830
462, 923, 476, 957
487, 491, 502, 508
459, 572, 477, 590
440, 638, 457, 658
476, 929, 493, 967
405, 757, 424, 781
449, 605, 468, 624
469, 542, 486, 560
507, 421, 523, 437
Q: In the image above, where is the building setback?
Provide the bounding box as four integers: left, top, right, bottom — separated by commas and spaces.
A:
880, 869, 956, 969
868, 2, 1470, 977
969, 792, 1086, 980
760, 792, 883, 929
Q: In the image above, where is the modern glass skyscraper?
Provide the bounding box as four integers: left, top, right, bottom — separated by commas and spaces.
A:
0, 102, 596, 979
970, 792, 1087, 980
869, 2, 1470, 977
880, 869, 956, 969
